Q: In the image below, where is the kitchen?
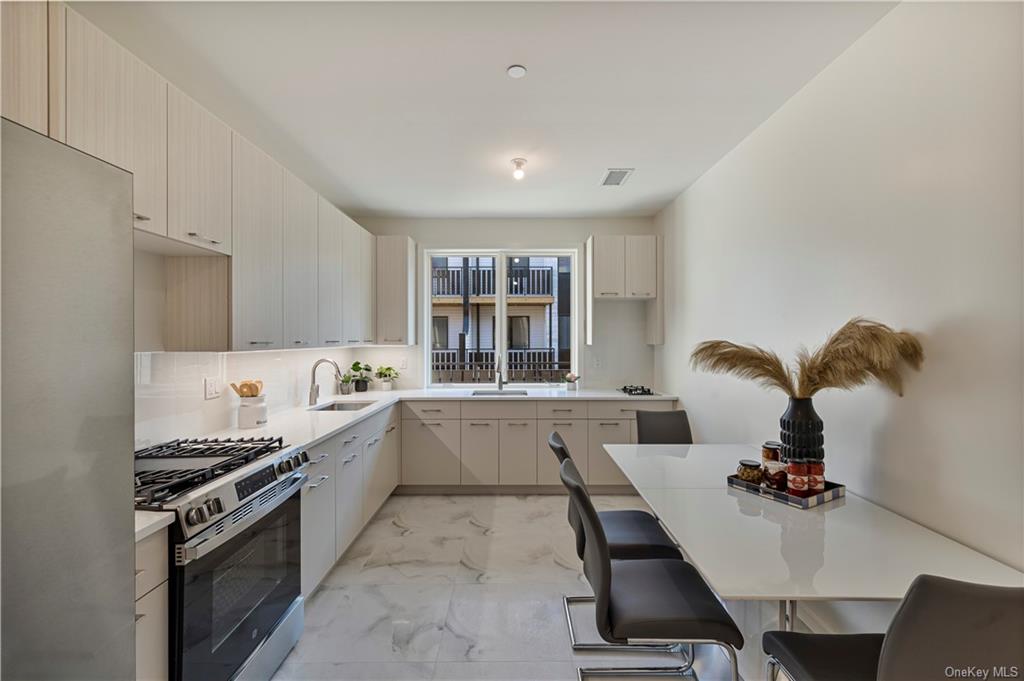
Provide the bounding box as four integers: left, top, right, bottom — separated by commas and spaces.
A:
2, 2, 1024, 681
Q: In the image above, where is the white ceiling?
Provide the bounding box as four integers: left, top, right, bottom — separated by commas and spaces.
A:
76, 2, 893, 219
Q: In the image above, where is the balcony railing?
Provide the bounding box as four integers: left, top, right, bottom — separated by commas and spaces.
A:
430, 348, 569, 383
431, 266, 553, 297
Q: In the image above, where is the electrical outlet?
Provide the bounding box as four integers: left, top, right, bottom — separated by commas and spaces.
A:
204, 376, 221, 400
591, 355, 602, 369
399, 357, 408, 369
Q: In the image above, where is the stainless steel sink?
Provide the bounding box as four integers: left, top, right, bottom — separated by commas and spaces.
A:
311, 401, 374, 411
471, 390, 529, 397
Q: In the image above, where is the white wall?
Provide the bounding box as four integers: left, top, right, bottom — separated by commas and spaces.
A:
360, 217, 657, 388
653, 1, 1023, 632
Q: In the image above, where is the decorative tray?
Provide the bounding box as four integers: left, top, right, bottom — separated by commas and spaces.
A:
726, 475, 846, 509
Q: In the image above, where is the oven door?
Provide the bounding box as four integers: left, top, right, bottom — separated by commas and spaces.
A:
172, 472, 305, 681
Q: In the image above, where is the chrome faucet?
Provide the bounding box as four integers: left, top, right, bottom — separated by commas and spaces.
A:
309, 358, 343, 406
495, 353, 505, 391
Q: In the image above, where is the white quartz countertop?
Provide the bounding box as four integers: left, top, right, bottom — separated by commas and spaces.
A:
135, 509, 175, 542
605, 444, 1024, 601
203, 388, 677, 456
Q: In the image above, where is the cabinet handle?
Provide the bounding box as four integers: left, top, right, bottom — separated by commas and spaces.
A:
325, 340, 341, 344
599, 292, 619, 296
367, 437, 381, 446
309, 453, 329, 465
343, 436, 358, 444
293, 340, 309, 345
249, 340, 274, 345
363, 339, 374, 343
468, 422, 491, 426
551, 408, 572, 413
384, 337, 402, 342
186, 231, 222, 246
552, 422, 573, 426
342, 454, 357, 465
307, 474, 330, 489
421, 409, 443, 413
347, 339, 360, 343
133, 213, 151, 222
619, 409, 636, 413
599, 422, 620, 426
507, 422, 529, 426
421, 422, 442, 426
386, 425, 397, 433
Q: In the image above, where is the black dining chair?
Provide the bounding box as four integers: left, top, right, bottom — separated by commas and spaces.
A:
635, 409, 693, 444
560, 458, 744, 681
548, 431, 682, 653
764, 574, 1024, 681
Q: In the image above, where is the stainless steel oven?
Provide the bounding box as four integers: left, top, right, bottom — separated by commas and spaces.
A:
170, 470, 305, 681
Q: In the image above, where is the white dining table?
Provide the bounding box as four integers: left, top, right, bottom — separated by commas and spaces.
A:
604, 444, 1024, 637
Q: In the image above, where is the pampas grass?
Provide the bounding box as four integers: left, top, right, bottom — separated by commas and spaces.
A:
690, 318, 923, 399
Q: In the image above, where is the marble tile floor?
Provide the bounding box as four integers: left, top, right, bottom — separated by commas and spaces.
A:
273, 494, 729, 681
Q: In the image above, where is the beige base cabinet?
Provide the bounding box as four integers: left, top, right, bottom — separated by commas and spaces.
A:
300, 443, 336, 596
335, 433, 365, 559
402, 419, 461, 485
460, 420, 499, 485
587, 419, 632, 485
362, 428, 388, 519
537, 419, 588, 484
499, 419, 538, 484
135, 528, 169, 681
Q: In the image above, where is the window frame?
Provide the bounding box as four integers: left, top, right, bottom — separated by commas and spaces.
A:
422, 247, 578, 388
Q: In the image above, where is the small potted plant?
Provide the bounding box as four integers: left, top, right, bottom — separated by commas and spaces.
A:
564, 372, 580, 391
375, 366, 399, 391
350, 361, 373, 392
339, 372, 354, 395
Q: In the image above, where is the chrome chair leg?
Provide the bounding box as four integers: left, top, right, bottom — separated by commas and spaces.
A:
576, 640, 738, 681
564, 596, 679, 653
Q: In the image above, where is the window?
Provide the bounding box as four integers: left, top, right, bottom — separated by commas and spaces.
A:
427, 250, 574, 385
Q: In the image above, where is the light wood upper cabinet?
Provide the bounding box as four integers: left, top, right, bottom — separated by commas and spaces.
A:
283, 170, 319, 348
376, 235, 417, 345
167, 84, 231, 254
341, 215, 364, 345
130, 58, 167, 235
1, 1, 49, 134
317, 197, 345, 346
625, 235, 657, 299
232, 133, 283, 350
66, 7, 132, 170
361, 228, 376, 343
592, 235, 625, 298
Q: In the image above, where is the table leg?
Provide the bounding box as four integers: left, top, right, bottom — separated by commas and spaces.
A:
778, 601, 787, 630
787, 601, 798, 631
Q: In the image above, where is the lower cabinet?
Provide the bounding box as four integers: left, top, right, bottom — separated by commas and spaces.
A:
135, 581, 169, 681
300, 443, 336, 596
402, 419, 461, 485
537, 419, 588, 484
335, 434, 365, 560
363, 422, 399, 520
460, 420, 498, 485
588, 419, 632, 485
499, 419, 537, 484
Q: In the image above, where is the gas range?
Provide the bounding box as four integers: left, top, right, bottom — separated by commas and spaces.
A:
620, 385, 656, 396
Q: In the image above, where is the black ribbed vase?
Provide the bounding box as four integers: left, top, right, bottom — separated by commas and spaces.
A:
779, 397, 824, 461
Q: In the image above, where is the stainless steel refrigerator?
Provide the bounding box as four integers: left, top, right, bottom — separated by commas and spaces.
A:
2, 119, 135, 679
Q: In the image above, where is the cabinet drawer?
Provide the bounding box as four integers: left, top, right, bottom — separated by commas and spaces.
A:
588, 400, 675, 420
135, 528, 168, 600
537, 402, 587, 419
460, 420, 499, 485
461, 400, 536, 420
401, 419, 461, 485
136, 581, 169, 681
537, 419, 588, 484
402, 401, 460, 420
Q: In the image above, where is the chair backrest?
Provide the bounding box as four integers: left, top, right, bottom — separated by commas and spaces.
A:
548, 431, 585, 559
877, 574, 1024, 681
559, 458, 617, 642
636, 410, 693, 445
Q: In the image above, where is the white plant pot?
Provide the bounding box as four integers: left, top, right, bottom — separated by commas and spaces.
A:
381, 380, 393, 391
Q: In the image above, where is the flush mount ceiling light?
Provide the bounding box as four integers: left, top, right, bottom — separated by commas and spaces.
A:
511, 158, 527, 180
506, 64, 527, 79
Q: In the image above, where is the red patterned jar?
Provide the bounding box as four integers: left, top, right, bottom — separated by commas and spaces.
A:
786, 460, 810, 497
807, 461, 825, 494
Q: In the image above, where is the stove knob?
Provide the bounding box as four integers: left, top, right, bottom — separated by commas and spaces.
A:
291, 454, 303, 468
185, 506, 209, 526
299, 450, 310, 464
205, 497, 225, 516
278, 459, 294, 474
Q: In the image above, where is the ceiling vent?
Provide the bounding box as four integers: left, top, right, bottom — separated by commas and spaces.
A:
601, 168, 634, 187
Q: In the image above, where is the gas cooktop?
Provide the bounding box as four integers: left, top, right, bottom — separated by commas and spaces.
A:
620, 385, 656, 396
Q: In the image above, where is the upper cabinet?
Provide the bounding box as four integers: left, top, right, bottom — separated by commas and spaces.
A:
624, 235, 657, 299
66, 8, 132, 170
283, 170, 319, 348
130, 59, 167, 235
232, 133, 283, 350
167, 84, 232, 255
341, 215, 364, 345
1, 1, 48, 134
376, 235, 416, 345
592, 235, 626, 298
361, 229, 376, 344
317, 197, 345, 347
591, 234, 657, 300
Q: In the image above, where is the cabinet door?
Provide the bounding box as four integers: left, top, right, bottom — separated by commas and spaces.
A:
66, 8, 132, 170
130, 58, 167, 235
537, 419, 588, 484
317, 197, 344, 346
335, 436, 365, 559
401, 419, 460, 485
376, 235, 416, 345
363, 429, 395, 520
167, 84, 231, 254
301, 444, 336, 596
362, 229, 376, 343
231, 133, 283, 350
625, 235, 657, 299
1, 1, 48, 134
341, 215, 363, 345
499, 419, 537, 485
461, 420, 498, 485
136, 581, 169, 681
587, 419, 631, 485
282, 170, 318, 347
592, 235, 625, 299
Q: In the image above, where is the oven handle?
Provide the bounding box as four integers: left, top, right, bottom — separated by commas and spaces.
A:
175, 472, 307, 566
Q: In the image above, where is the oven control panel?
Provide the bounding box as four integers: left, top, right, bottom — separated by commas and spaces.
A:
234, 465, 278, 501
